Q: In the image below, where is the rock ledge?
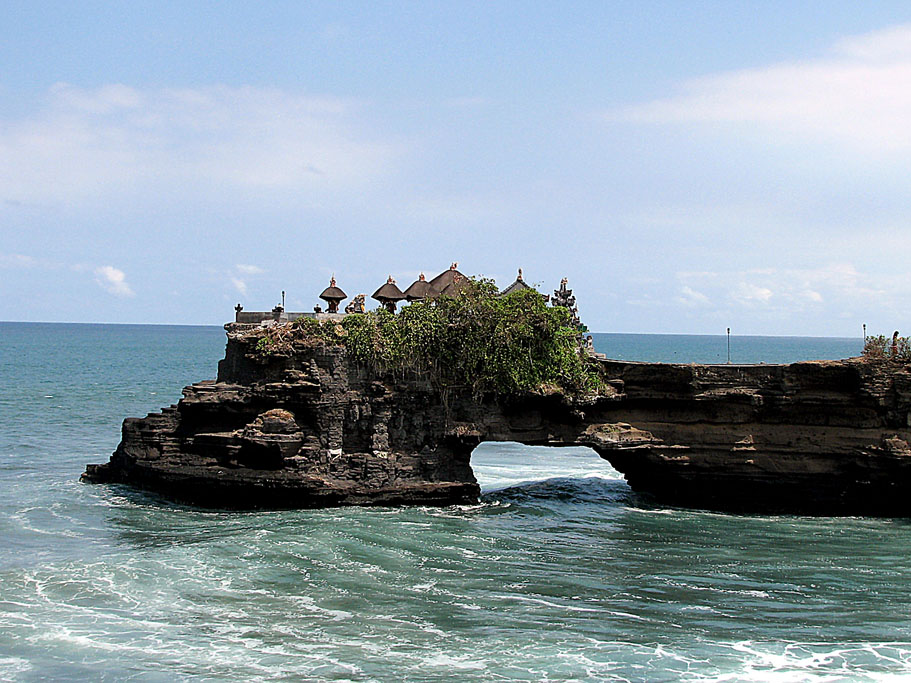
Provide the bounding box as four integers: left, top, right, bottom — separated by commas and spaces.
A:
84, 327, 911, 515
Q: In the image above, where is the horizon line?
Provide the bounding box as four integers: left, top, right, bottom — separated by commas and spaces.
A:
0, 319, 865, 340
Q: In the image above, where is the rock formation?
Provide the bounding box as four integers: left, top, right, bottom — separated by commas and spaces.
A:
83, 325, 911, 515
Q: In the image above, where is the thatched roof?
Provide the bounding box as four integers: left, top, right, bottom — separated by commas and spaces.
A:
499, 268, 532, 297
428, 262, 466, 293
319, 276, 347, 302
372, 276, 405, 302
403, 273, 438, 301
438, 273, 469, 297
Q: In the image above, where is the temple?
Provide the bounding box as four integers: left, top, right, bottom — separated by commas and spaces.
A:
428, 263, 468, 297
402, 273, 435, 302
372, 276, 406, 313
233, 264, 577, 327
499, 268, 532, 297
318, 277, 346, 314
86, 263, 911, 516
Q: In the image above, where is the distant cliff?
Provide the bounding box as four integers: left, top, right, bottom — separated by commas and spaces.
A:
83, 324, 911, 515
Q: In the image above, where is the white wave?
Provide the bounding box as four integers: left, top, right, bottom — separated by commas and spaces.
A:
701, 641, 911, 682
471, 442, 624, 491
498, 594, 603, 614
453, 601, 482, 611
285, 595, 352, 622
0, 657, 32, 676
416, 653, 487, 671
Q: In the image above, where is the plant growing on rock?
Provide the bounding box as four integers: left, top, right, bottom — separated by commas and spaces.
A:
244, 278, 605, 396
254, 336, 275, 355
863, 334, 911, 361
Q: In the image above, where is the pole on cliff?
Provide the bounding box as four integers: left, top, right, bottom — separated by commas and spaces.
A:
282, 290, 286, 309
727, 327, 731, 364
863, 323, 867, 342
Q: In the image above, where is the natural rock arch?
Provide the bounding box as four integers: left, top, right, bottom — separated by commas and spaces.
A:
469, 441, 619, 494
84, 330, 911, 515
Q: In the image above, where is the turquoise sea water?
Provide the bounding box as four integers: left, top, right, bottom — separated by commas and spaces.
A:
6, 322, 911, 681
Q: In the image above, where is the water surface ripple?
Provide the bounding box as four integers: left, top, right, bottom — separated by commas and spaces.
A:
4, 323, 906, 681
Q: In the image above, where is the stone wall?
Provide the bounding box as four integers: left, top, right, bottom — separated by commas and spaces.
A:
234, 311, 346, 324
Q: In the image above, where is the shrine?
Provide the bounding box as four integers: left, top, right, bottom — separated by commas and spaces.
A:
372, 276, 406, 313
318, 277, 347, 314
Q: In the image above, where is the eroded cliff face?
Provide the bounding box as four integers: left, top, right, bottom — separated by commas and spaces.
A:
593, 360, 911, 514
83, 325, 911, 514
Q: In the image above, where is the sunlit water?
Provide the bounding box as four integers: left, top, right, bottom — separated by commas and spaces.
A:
5, 322, 908, 681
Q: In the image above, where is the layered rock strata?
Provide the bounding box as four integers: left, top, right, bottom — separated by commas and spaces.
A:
83, 325, 911, 515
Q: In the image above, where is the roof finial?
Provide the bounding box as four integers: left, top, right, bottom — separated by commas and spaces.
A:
450, 262, 458, 270
518, 268, 523, 281
387, 275, 395, 284
418, 272, 426, 281
330, 274, 336, 287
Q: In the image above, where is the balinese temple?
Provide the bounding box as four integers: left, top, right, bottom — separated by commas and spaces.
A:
234, 265, 587, 326
499, 268, 532, 297
318, 276, 347, 313
372, 276, 406, 312
403, 273, 437, 302
429, 262, 468, 297
552, 277, 586, 331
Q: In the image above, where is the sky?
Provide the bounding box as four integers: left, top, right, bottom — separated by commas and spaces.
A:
2, 1, 911, 335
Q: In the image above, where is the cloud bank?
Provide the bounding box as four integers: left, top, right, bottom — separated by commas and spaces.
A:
0, 84, 397, 203
672, 263, 887, 319
612, 24, 911, 153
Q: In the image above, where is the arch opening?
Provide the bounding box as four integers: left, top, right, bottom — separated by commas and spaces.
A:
469, 441, 627, 495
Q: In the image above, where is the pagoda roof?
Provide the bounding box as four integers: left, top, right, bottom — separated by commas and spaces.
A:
499, 268, 532, 297
403, 273, 438, 301
438, 274, 469, 297
372, 276, 406, 302
428, 262, 467, 292
319, 277, 347, 302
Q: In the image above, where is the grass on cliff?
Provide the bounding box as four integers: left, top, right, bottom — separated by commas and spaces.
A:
249, 279, 604, 397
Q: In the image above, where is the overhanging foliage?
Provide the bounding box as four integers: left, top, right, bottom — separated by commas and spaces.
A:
863, 334, 911, 361
250, 279, 604, 396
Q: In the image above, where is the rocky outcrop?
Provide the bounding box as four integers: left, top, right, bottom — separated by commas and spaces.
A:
83, 325, 911, 515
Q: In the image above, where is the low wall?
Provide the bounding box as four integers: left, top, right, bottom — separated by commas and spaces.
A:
234, 311, 346, 324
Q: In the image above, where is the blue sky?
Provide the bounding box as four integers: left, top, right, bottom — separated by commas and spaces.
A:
2, 1, 911, 335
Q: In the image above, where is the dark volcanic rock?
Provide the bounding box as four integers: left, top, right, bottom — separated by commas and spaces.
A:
83, 325, 911, 515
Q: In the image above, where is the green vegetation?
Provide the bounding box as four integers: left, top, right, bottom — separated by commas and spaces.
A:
863, 334, 911, 361
246, 279, 604, 396
255, 336, 275, 355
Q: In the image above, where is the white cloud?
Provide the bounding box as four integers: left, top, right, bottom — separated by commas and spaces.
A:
803, 289, 824, 303
0, 253, 37, 268
678, 263, 883, 314
0, 84, 399, 203
676, 285, 710, 307
612, 24, 911, 153
733, 282, 774, 305
230, 264, 265, 296
51, 82, 144, 114
235, 264, 264, 275
835, 24, 911, 61
94, 266, 135, 297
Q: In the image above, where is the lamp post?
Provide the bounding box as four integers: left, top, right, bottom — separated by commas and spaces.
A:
863, 323, 866, 342
727, 327, 731, 364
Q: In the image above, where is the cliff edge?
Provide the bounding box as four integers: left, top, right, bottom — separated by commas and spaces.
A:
83, 325, 911, 515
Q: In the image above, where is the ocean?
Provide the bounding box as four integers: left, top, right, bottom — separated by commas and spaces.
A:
5, 321, 911, 681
